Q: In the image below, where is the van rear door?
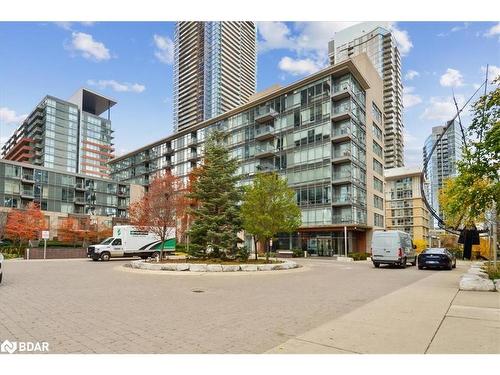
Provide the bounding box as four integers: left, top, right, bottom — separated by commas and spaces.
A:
372, 234, 398, 261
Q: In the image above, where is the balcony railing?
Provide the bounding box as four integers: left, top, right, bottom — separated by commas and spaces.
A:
22, 174, 35, 182
255, 108, 278, 123
21, 189, 34, 198
255, 144, 277, 158
255, 125, 275, 140
256, 162, 275, 172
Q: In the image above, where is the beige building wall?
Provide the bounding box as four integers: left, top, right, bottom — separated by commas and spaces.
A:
384, 167, 430, 243
350, 54, 386, 251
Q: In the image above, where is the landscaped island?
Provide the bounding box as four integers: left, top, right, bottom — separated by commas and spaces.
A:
129, 258, 298, 272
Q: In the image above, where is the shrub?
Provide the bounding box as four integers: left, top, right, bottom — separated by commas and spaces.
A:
348, 252, 368, 261
176, 243, 187, 252
482, 262, 500, 280
292, 248, 304, 258
236, 246, 250, 261
0, 247, 24, 259
448, 247, 463, 259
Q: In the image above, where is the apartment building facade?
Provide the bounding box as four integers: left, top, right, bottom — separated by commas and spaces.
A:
173, 21, 257, 132
0, 159, 142, 239
384, 167, 430, 242
1, 88, 115, 178
110, 54, 385, 255
423, 120, 463, 228
329, 22, 404, 169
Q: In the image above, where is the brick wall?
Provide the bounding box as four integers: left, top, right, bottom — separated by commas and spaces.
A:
24, 247, 87, 260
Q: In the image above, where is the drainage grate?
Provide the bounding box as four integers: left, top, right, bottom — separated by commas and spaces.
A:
191, 289, 205, 293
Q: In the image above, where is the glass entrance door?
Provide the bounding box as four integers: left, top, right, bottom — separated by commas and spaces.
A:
317, 237, 333, 256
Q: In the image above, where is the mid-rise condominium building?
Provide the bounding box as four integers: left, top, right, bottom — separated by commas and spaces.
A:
1, 88, 115, 178
0, 159, 143, 239
384, 167, 430, 242
110, 53, 385, 255
173, 21, 257, 132
423, 121, 463, 228
329, 22, 404, 169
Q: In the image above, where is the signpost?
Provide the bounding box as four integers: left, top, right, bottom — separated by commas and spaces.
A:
41, 231, 50, 260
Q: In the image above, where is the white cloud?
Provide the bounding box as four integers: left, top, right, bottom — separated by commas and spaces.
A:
87, 79, 145, 93
481, 65, 500, 83
403, 87, 422, 108
389, 23, 413, 56
257, 22, 294, 52
439, 68, 464, 87
68, 32, 111, 61
420, 96, 465, 121
0, 107, 27, 125
405, 70, 420, 80
153, 34, 174, 64
258, 21, 358, 55
55, 22, 95, 31
258, 22, 412, 76
278, 56, 322, 76
484, 22, 500, 39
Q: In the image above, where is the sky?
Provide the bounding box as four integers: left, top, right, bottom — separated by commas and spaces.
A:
0, 21, 499, 167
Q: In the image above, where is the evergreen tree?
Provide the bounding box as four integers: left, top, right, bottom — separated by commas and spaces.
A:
187, 131, 242, 258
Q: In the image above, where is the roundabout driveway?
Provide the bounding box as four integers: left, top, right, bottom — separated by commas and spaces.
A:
0, 257, 444, 353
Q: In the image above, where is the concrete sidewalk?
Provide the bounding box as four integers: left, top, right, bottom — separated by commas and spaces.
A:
267, 268, 500, 354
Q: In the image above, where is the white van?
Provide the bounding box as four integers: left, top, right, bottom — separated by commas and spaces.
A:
87, 225, 176, 261
371, 230, 416, 268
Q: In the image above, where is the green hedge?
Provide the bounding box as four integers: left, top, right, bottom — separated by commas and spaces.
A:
292, 248, 304, 258
348, 252, 368, 261
0, 247, 24, 259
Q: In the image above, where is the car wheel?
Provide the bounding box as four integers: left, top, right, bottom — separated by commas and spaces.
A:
453, 261, 456, 268
373, 262, 380, 268
418, 265, 423, 270
92, 258, 99, 262
447, 262, 453, 271
100, 252, 111, 261
0, 272, 2, 283
411, 257, 417, 266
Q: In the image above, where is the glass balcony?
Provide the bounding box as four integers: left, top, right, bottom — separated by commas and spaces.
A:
332, 214, 353, 224
22, 173, 35, 183
21, 189, 34, 199
74, 197, 86, 205
255, 125, 275, 141
332, 171, 353, 184
332, 148, 352, 164
255, 143, 277, 158
255, 108, 278, 123
331, 125, 352, 142
256, 161, 275, 172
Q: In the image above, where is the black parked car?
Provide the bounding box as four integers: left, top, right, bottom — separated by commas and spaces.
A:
418, 248, 456, 270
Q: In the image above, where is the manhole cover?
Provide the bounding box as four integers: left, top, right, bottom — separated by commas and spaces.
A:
191, 289, 205, 293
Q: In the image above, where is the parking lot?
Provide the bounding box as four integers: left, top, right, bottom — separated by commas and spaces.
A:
0, 257, 462, 353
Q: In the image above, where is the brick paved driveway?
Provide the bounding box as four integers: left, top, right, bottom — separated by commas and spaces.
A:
0, 258, 436, 353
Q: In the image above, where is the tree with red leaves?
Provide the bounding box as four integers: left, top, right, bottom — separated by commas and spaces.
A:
128, 171, 185, 260
5, 202, 46, 248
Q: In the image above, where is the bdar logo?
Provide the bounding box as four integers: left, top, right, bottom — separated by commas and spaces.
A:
1, 340, 17, 354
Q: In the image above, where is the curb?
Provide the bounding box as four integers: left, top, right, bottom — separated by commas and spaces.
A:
128, 259, 298, 272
